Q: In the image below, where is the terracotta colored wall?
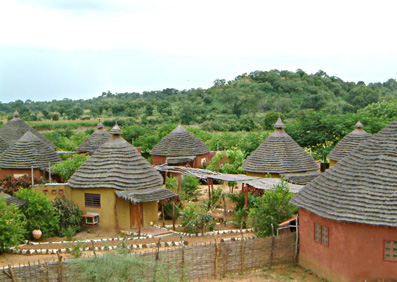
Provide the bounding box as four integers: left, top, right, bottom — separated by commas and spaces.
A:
0, 168, 44, 180
152, 155, 166, 165
298, 208, 397, 282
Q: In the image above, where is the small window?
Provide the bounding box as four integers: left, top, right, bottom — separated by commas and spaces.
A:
384, 240, 397, 261
85, 193, 101, 208
314, 223, 328, 246
51, 189, 57, 195
43, 189, 48, 194
58, 189, 64, 195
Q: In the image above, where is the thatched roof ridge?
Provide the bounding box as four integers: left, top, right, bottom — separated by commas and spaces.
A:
327, 121, 372, 162
291, 118, 397, 227
281, 171, 321, 185
0, 131, 62, 169
0, 111, 56, 152
242, 119, 318, 174
150, 124, 210, 157
69, 127, 165, 196
77, 124, 111, 155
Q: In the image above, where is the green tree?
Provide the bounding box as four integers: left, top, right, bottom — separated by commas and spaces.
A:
180, 202, 215, 235
16, 188, 60, 239
51, 154, 89, 182
248, 179, 298, 237
0, 198, 26, 252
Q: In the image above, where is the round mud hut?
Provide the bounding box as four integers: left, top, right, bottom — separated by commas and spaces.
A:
150, 124, 211, 168
0, 110, 55, 155
77, 121, 111, 155
242, 117, 319, 185
0, 131, 62, 181
68, 123, 177, 230
290, 118, 397, 282
327, 120, 372, 166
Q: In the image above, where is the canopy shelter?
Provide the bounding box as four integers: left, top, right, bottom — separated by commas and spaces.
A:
155, 165, 304, 215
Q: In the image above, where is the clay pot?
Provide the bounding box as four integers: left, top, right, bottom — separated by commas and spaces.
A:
32, 229, 42, 240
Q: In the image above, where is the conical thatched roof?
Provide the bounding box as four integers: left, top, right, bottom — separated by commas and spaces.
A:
69, 124, 176, 203
242, 118, 318, 174
327, 121, 372, 162
150, 124, 210, 157
291, 118, 397, 227
77, 122, 111, 155
0, 131, 62, 169
0, 110, 56, 154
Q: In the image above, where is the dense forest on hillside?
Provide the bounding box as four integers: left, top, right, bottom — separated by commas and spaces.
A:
1, 69, 397, 160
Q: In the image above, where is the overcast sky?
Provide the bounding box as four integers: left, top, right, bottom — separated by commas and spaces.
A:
0, 0, 396, 103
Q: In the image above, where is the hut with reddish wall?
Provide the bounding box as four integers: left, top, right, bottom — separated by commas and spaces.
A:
291, 118, 397, 282
150, 124, 213, 169
0, 131, 62, 182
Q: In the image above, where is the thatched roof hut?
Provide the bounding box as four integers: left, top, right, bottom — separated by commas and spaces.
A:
242, 117, 318, 178
0, 131, 62, 169
150, 124, 210, 157
77, 121, 111, 155
291, 118, 397, 227
327, 120, 372, 163
0, 135, 9, 154
69, 123, 176, 204
0, 110, 56, 154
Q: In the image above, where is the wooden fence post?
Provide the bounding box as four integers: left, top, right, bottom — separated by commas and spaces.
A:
57, 251, 63, 282
222, 193, 227, 226
181, 234, 185, 281
269, 224, 275, 268
214, 236, 219, 279
3, 264, 16, 282
91, 240, 97, 257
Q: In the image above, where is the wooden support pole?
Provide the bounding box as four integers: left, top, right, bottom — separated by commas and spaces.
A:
223, 193, 227, 226
244, 183, 248, 208
269, 223, 275, 268
172, 198, 176, 231
210, 178, 214, 195
114, 194, 119, 231
208, 178, 211, 208
164, 169, 168, 186
177, 173, 181, 194
161, 200, 165, 227
138, 203, 142, 238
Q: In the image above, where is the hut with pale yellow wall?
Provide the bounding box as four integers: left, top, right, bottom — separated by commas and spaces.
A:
327, 121, 372, 167
242, 117, 320, 185
66, 123, 176, 231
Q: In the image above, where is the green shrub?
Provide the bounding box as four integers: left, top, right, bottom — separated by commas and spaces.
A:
248, 179, 298, 237
0, 198, 26, 252
69, 251, 179, 281
53, 196, 82, 236
181, 202, 214, 235
16, 188, 59, 239
180, 175, 201, 201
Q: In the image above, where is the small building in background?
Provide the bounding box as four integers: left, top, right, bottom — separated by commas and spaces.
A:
290, 118, 397, 282
77, 121, 111, 155
327, 120, 372, 166
150, 124, 213, 168
242, 117, 319, 185
67, 123, 177, 230
0, 110, 56, 155
0, 131, 62, 181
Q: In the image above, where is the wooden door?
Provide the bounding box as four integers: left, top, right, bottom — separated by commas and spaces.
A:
130, 202, 143, 228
